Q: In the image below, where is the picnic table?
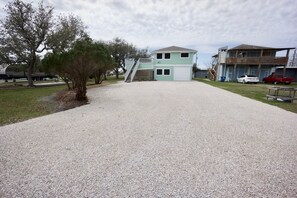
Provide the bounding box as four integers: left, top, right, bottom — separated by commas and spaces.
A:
267, 87, 297, 102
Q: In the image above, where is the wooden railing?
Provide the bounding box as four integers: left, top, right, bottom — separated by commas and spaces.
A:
226, 57, 288, 64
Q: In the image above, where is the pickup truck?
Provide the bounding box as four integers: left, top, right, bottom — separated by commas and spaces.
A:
263, 73, 294, 84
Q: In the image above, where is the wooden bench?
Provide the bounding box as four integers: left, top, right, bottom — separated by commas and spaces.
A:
266, 87, 297, 102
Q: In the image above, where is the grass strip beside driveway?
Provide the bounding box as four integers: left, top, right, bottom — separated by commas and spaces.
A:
0, 76, 124, 126
194, 78, 297, 114
0, 85, 67, 126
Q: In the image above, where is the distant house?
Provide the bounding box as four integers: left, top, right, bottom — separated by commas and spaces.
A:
212, 44, 295, 81
125, 46, 197, 82
275, 67, 297, 82
193, 69, 208, 78
275, 49, 297, 82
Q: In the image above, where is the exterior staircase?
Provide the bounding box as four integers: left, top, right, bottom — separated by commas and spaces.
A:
208, 67, 217, 81
125, 59, 140, 82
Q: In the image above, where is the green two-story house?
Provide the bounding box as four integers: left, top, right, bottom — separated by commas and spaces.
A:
125, 46, 197, 82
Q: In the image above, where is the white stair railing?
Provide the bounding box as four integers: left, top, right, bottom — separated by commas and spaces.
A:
124, 59, 135, 82
129, 59, 140, 82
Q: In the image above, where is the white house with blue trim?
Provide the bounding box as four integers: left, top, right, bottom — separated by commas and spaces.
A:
125, 46, 197, 82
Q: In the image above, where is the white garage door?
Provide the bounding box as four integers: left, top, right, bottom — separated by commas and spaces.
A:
174, 67, 191, 81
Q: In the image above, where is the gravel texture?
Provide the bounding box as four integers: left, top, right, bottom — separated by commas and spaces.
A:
1, 81, 297, 197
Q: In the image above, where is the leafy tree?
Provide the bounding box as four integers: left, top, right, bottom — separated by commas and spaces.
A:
43, 38, 107, 101
91, 42, 114, 84
133, 48, 150, 60
43, 51, 73, 89
45, 15, 86, 89
192, 63, 199, 73
0, 0, 53, 86
106, 38, 150, 79
47, 15, 85, 54
106, 37, 137, 79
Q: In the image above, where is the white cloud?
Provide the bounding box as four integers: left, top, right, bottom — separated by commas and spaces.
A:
1, 0, 297, 67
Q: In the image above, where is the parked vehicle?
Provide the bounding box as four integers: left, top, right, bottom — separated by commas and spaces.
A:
237, 74, 259, 84
263, 73, 293, 84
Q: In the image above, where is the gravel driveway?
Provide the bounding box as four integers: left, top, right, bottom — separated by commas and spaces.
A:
1, 81, 297, 197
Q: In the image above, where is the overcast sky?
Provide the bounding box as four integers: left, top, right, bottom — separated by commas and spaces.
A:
1, 0, 297, 68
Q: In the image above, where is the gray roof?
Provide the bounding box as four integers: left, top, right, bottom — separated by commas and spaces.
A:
229, 44, 294, 51
153, 46, 197, 53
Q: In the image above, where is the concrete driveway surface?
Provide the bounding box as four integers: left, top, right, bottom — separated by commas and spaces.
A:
1, 81, 297, 197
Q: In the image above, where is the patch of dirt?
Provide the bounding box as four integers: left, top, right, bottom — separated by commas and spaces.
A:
39, 90, 88, 113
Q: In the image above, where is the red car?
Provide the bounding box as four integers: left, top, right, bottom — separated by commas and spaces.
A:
263, 73, 293, 84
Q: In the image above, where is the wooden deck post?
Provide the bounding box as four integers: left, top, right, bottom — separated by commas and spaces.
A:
233, 50, 239, 81
257, 64, 262, 78
257, 49, 264, 79
233, 64, 237, 81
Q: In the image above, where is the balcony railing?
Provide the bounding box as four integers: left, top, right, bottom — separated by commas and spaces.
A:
226, 56, 288, 65
139, 58, 153, 63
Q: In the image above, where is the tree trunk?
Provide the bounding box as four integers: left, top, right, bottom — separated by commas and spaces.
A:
95, 75, 100, 84
115, 67, 119, 79
65, 80, 71, 90
122, 59, 127, 73
95, 72, 105, 84
75, 84, 87, 101
75, 89, 84, 101
27, 64, 34, 87
99, 74, 104, 84
27, 54, 36, 87
71, 78, 76, 89
62, 77, 71, 90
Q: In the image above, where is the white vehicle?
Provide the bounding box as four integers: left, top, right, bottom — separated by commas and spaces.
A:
237, 75, 259, 84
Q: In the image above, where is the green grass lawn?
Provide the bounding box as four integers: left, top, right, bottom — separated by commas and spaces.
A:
194, 78, 297, 114
0, 85, 67, 126
0, 75, 124, 126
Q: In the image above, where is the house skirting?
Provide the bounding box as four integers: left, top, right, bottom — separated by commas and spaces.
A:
133, 69, 154, 81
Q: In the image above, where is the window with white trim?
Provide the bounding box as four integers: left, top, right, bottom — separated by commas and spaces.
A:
164, 69, 170, 75
164, 53, 171, 59
181, 53, 189, 58
157, 53, 162, 59
156, 69, 162, 75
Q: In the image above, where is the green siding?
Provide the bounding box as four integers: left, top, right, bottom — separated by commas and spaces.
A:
154, 52, 194, 65
154, 66, 174, 81
133, 50, 196, 81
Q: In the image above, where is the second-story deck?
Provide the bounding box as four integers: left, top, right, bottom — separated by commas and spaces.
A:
138, 58, 153, 70
226, 56, 288, 65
